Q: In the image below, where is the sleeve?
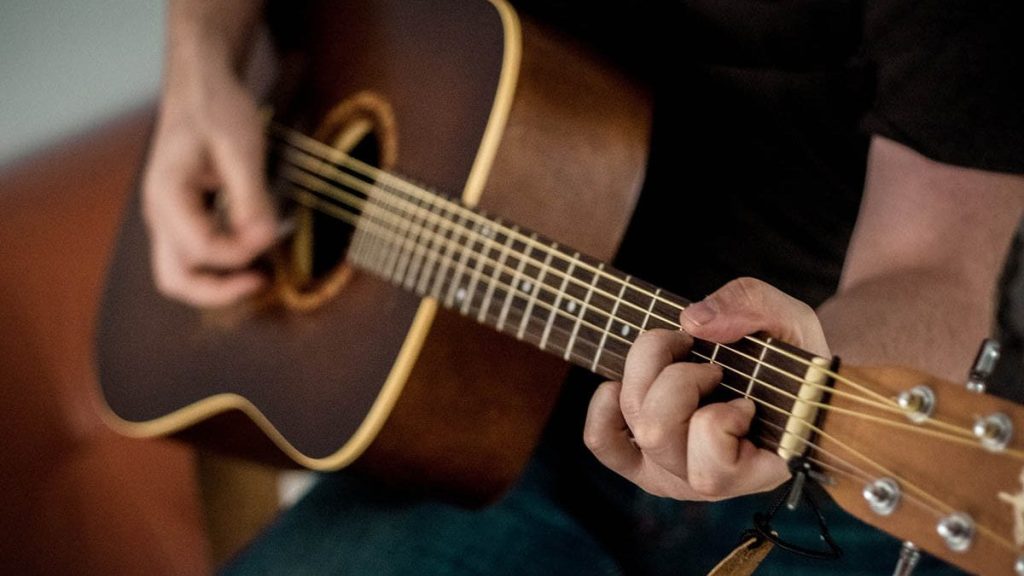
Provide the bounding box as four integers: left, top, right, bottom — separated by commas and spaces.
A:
861, 0, 1024, 174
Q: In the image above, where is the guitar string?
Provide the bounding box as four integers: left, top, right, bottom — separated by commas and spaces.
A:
753, 430, 954, 523
274, 149, 982, 444
282, 184, 1014, 549
269, 124, 896, 410
284, 184, 626, 369
735, 379, 1018, 552
280, 170, 903, 416
279, 174, 1010, 457
274, 154, 984, 443
276, 149, 910, 418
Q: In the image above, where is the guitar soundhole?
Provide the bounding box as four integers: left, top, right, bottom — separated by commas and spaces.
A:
275, 91, 397, 311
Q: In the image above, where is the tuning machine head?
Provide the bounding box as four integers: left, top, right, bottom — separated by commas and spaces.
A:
966, 338, 1001, 394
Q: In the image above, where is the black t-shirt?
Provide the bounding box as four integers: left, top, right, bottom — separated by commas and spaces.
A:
512, 1, 1024, 573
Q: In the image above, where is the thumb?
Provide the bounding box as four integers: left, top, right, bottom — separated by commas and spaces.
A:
209, 93, 277, 251
679, 277, 829, 357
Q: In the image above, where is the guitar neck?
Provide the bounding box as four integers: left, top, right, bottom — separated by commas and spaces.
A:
321, 170, 828, 450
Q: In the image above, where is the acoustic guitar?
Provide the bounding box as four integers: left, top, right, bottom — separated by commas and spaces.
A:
97, 0, 1024, 573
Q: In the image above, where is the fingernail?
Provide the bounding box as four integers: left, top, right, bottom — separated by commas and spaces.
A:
683, 298, 717, 326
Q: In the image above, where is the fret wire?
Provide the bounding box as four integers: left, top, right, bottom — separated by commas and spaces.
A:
460, 222, 494, 315
565, 263, 604, 363
540, 252, 577, 351
428, 204, 466, 300
412, 194, 447, 295
518, 239, 556, 340
640, 288, 661, 331
443, 214, 478, 308
477, 225, 517, 323
592, 274, 630, 372
401, 190, 431, 291
747, 338, 771, 398
496, 230, 533, 332
381, 182, 409, 280
393, 187, 425, 287
364, 189, 393, 277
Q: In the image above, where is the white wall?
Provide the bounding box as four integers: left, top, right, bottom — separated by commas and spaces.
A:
0, 0, 163, 166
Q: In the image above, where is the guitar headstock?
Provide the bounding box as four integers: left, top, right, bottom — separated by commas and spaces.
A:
814, 360, 1024, 574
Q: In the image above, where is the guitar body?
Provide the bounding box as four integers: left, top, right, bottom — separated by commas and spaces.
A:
98, 0, 651, 503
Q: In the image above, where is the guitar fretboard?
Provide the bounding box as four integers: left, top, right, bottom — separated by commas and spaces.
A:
344, 182, 823, 446
275, 138, 829, 450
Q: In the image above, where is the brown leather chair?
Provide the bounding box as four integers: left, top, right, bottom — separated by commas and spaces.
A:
0, 110, 212, 576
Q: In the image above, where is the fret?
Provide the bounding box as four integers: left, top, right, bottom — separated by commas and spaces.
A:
428, 205, 468, 300
704, 338, 762, 404
476, 225, 517, 323
413, 196, 450, 296
496, 232, 535, 332
638, 284, 663, 330
393, 190, 427, 288
401, 197, 430, 291
646, 296, 682, 331
443, 215, 479, 308
517, 240, 556, 340
459, 221, 497, 315
564, 262, 603, 362
353, 188, 386, 273
540, 251, 577, 353
379, 187, 407, 280
591, 274, 630, 372
746, 338, 771, 397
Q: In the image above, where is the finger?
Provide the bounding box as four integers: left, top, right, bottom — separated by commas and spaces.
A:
151, 233, 267, 307
620, 329, 692, 423
208, 93, 277, 253
631, 362, 722, 478
143, 135, 270, 270
679, 277, 829, 357
154, 175, 270, 270
687, 398, 790, 499
584, 381, 643, 478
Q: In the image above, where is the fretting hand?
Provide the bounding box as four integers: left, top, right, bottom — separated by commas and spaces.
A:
583, 277, 830, 501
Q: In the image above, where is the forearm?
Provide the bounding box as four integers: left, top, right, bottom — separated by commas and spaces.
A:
815, 136, 1024, 383
166, 0, 265, 86
818, 270, 995, 382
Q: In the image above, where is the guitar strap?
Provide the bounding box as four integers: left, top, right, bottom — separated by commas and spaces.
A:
706, 534, 774, 576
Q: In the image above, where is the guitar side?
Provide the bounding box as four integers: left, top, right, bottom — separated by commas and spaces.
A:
96, 0, 652, 503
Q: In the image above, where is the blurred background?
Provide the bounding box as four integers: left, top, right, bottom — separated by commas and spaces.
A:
0, 0, 161, 166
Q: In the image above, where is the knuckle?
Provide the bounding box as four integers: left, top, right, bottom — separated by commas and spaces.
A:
633, 328, 670, 349
726, 277, 765, 311
659, 362, 692, 383
582, 426, 605, 453
632, 421, 670, 452
689, 468, 731, 500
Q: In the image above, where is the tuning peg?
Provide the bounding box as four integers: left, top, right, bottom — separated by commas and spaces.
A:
966, 338, 1001, 393
892, 541, 921, 576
